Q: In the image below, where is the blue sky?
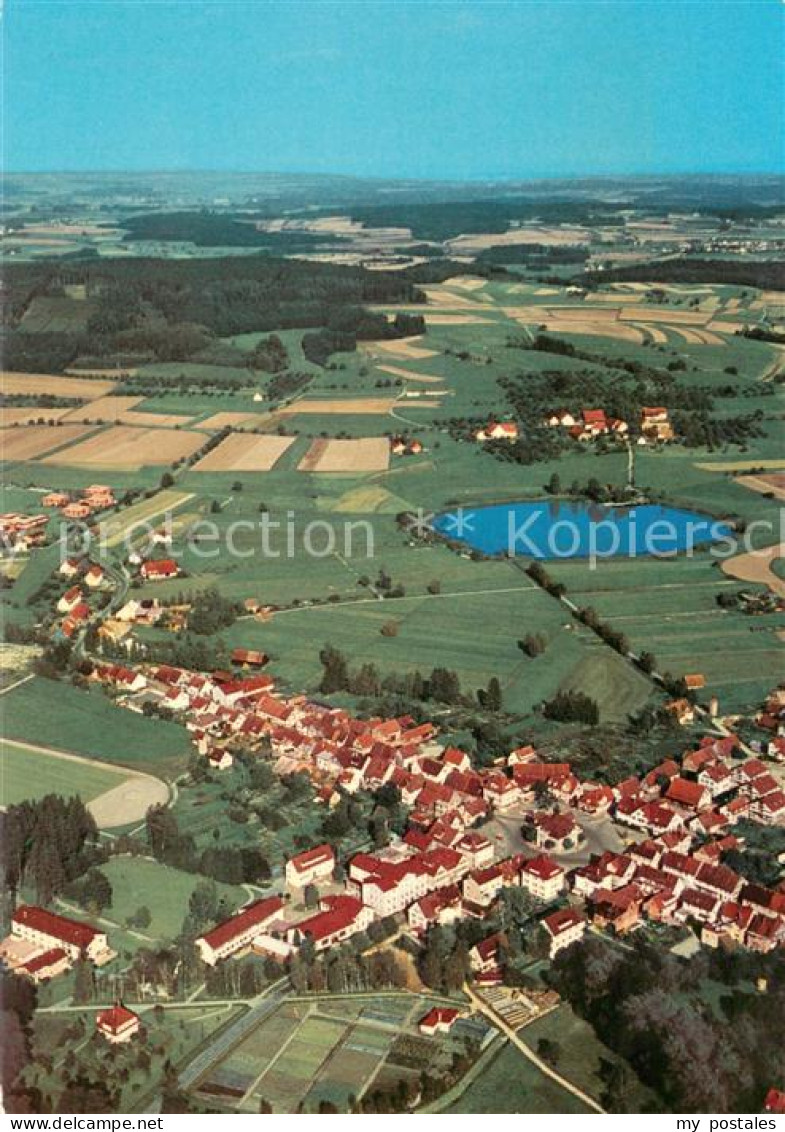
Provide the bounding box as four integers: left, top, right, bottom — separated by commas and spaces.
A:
4, 0, 783, 178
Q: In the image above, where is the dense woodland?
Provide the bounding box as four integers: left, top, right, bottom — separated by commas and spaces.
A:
585, 258, 785, 291
2, 255, 425, 373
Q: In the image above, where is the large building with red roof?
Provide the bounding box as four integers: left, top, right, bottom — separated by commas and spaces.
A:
196, 896, 285, 966
11, 906, 110, 963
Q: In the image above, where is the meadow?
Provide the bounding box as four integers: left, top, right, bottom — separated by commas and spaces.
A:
0, 739, 125, 807
0, 678, 191, 775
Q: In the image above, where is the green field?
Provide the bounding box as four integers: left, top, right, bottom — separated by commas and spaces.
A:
99, 857, 247, 941
0, 739, 126, 806
0, 678, 190, 775
443, 1041, 590, 1114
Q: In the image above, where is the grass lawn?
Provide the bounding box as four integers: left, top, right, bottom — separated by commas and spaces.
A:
0, 739, 126, 806
523, 1004, 655, 1113
99, 857, 247, 941
0, 678, 190, 776
443, 1041, 590, 1113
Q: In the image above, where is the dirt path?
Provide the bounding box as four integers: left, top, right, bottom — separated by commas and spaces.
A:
721, 542, 785, 599
463, 983, 604, 1114
735, 473, 785, 501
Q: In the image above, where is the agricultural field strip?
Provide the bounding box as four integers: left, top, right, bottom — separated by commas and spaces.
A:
240, 1007, 313, 1103
103, 491, 196, 547
245, 583, 541, 618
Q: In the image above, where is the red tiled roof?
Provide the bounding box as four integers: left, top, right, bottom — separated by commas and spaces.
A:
200, 896, 284, 951
13, 906, 100, 950
96, 1005, 139, 1034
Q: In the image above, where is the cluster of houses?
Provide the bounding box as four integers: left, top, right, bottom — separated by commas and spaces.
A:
54, 560, 108, 638
0, 511, 48, 552
43, 484, 116, 520
543, 406, 674, 444
390, 436, 424, 457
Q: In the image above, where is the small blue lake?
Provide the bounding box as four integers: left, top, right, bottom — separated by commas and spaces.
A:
432, 501, 733, 560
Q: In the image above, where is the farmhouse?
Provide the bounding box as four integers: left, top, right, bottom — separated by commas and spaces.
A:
43, 492, 71, 508
61, 501, 92, 521
196, 896, 285, 965
96, 1004, 141, 1045
285, 844, 336, 888
475, 421, 519, 442
140, 558, 180, 581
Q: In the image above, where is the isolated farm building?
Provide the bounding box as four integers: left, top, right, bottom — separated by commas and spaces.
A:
11, 906, 112, 964
140, 558, 179, 581
684, 673, 706, 691
96, 1004, 141, 1045
541, 908, 586, 959
475, 420, 519, 442
196, 896, 285, 965
231, 647, 268, 668
418, 1007, 460, 1036
285, 844, 336, 888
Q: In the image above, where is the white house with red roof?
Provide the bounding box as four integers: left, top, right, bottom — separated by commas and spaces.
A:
419, 1007, 460, 1036
285, 844, 336, 888
520, 854, 566, 902
11, 906, 112, 964
541, 908, 586, 959
475, 420, 519, 442
16, 947, 71, 984
196, 896, 285, 965
57, 584, 83, 614
284, 895, 373, 953
96, 1004, 141, 1044
140, 558, 180, 581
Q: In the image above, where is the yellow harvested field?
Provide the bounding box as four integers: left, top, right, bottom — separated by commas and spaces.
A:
283, 398, 397, 415
62, 396, 193, 428
549, 306, 620, 322
527, 318, 645, 344
41, 425, 206, 468
721, 543, 785, 600
298, 437, 390, 473
633, 324, 668, 344
195, 411, 269, 431
1, 406, 73, 426
362, 338, 439, 360
620, 306, 710, 325
1, 424, 97, 462
707, 319, 746, 334
445, 226, 590, 253
447, 276, 489, 292
376, 364, 442, 384
423, 312, 493, 325
193, 432, 295, 471
1, 371, 116, 400
697, 459, 785, 472
734, 473, 785, 501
